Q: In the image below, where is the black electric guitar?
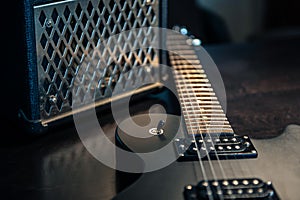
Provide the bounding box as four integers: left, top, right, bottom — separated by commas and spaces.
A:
113, 30, 300, 200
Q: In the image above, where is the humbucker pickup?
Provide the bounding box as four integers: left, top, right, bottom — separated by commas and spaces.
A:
174, 134, 258, 161
184, 178, 280, 200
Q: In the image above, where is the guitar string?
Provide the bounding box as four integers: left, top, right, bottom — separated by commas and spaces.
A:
168, 34, 240, 182
175, 52, 229, 181
184, 52, 240, 181
171, 35, 254, 187
169, 52, 215, 200
168, 36, 231, 199
176, 40, 253, 181
167, 35, 229, 179
171, 54, 226, 200
175, 43, 242, 183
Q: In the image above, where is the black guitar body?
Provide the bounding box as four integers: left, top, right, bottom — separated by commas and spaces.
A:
112, 29, 300, 200
114, 113, 300, 200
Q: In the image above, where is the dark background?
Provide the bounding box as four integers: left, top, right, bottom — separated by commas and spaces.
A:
168, 0, 300, 45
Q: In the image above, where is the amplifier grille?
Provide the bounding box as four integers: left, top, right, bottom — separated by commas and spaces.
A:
34, 0, 160, 123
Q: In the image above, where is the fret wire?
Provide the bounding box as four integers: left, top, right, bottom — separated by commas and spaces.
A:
183, 117, 228, 121
170, 57, 199, 62
186, 130, 234, 134
179, 92, 215, 96
179, 96, 218, 100
177, 88, 214, 92
182, 111, 226, 115
187, 122, 232, 127
171, 50, 197, 54
186, 121, 231, 126
179, 93, 218, 101
174, 74, 207, 79
181, 115, 227, 121
185, 105, 223, 110
188, 126, 233, 133
172, 60, 201, 65
176, 79, 210, 83
181, 96, 218, 100
171, 59, 201, 64
171, 55, 198, 59
180, 101, 220, 105
186, 129, 234, 133
181, 113, 226, 117
176, 83, 212, 88
174, 66, 203, 71
183, 116, 228, 121
179, 94, 219, 101
173, 67, 205, 72
171, 58, 199, 63
174, 73, 207, 77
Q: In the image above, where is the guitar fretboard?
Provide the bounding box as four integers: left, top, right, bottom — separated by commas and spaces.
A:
167, 34, 234, 135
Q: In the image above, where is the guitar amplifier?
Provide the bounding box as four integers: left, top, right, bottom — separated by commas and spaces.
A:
17, 0, 168, 134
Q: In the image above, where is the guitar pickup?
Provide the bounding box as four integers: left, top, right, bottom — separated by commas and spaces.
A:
184, 178, 280, 200
174, 134, 258, 161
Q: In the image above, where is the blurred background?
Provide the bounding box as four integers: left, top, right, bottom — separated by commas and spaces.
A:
168, 0, 300, 45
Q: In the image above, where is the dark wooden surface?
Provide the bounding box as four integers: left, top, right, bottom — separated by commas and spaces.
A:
1, 38, 300, 199
206, 38, 300, 138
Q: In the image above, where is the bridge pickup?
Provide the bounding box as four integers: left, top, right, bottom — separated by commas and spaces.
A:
184, 178, 280, 200
174, 134, 257, 161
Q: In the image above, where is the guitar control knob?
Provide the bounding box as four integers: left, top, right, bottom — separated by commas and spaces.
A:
149, 120, 166, 136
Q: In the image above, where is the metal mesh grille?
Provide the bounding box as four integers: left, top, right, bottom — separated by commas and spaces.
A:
34, 0, 160, 123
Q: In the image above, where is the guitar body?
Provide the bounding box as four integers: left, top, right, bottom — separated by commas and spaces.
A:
113, 113, 300, 200
112, 29, 300, 200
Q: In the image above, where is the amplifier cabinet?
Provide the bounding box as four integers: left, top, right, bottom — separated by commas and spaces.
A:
17, 0, 168, 134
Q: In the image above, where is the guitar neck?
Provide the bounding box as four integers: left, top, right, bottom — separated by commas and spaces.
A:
167, 34, 234, 135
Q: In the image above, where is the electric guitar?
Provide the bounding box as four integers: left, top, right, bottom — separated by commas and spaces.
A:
113, 29, 300, 200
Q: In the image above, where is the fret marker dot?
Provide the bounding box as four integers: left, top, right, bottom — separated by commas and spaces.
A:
235, 145, 240, 149
237, 189, 243, 194
247, 189, 253, 194
218, 146, 223, 150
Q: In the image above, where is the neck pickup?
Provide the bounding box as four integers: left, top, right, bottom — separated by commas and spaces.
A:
174, 133, 258, 161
